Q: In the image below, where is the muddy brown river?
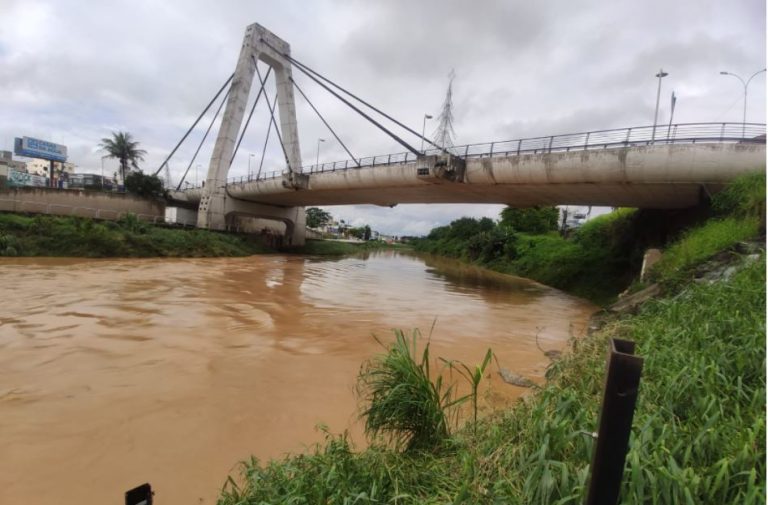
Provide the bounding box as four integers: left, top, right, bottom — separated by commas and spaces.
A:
0, 251, 595, 504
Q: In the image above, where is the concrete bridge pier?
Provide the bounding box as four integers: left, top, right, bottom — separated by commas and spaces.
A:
197, 22, 306, 246
224, 198, 306, 246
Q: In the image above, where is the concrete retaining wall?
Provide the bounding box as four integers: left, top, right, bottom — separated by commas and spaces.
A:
0, 187, 165, 221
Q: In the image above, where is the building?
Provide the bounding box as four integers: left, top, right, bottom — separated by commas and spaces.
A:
24, 158, 76, 178
0, 150, 27, 172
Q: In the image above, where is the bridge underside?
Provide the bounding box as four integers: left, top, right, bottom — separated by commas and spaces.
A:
226, 181, 709, 208
170, 143, 765, 211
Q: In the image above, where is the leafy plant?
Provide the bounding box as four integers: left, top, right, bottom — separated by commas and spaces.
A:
358, 329, 466, 452
441, 348, 494, 432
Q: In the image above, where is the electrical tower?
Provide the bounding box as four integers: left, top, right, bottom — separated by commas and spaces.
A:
432, 70, 457, 151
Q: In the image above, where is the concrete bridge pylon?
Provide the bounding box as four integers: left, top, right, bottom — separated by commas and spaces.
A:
197, 23, 306, 246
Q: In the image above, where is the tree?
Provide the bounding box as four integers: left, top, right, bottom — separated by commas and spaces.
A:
99, 131, 147, 184
500, 206, 559, 234
125, 171, 165, 198
306, 207, 332, 229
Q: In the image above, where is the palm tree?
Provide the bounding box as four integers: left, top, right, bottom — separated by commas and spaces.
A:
99, 131, 147, 184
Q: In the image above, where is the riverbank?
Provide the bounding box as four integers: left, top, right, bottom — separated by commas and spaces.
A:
218, 173, 766, 503
411, 173, 764, 305
0, 212, 391, 258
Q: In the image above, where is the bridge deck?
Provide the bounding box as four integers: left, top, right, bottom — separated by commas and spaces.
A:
171, 141, 765, 209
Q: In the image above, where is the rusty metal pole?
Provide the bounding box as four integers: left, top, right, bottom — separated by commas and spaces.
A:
585, 338, 643, 505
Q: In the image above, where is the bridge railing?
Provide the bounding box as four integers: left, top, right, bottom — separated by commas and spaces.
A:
219, 122, 765, 186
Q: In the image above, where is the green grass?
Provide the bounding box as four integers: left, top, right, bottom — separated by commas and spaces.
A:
652, 216, 760, 284
0, 212, 274, 257
413, 208, 642, 305
357, 329, 464, 452
290, 238, 392, 256
218, 255, 765, 504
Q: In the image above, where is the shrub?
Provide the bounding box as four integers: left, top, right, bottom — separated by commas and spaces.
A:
357, 330, 464, 452
124, 171, 165, 198
712, 171, 766, 219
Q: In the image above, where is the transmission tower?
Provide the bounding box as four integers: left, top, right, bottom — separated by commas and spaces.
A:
432, 70, 457, 151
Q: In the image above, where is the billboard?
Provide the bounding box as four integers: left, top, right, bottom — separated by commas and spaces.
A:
14, 137, 68, 162
7, 169, 48, 188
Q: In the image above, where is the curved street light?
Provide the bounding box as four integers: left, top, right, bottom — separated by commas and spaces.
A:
720, 68, 767, 137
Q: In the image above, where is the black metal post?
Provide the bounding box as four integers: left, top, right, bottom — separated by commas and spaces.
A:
585, 338, 643, 505
125, 483, 153, 505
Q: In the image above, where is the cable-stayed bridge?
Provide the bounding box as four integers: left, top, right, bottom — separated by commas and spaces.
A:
160, 23, 766, 246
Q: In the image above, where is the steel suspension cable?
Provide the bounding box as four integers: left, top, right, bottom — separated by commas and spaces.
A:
176, 87, 231, 190
154, 73, 234, 176
254, 59, 293, 172
260, 39, 445, 154
288, 60, 421, 156
291, 77, 360, 168
229, 66, 273, 167
256, 92, 279, 180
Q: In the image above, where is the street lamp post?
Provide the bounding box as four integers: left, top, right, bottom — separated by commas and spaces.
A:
666, 91, 677, 141
248, 153, 255, 179
720, 68, 767, 138
651, 68, 668, 143
100, 155, 107, 191
316, 138, 325, 168
196, 164, 200, 187
421, 114, 433, 153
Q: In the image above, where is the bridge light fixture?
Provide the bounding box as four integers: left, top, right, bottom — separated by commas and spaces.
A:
651, 68, 669, 143
421, 114, 433, 153
316, 138, 326, 168
248, 153, 255, 179
719, 68, 766, 137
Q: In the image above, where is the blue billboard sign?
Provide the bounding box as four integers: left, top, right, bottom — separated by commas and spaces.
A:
14, 136, 68, 162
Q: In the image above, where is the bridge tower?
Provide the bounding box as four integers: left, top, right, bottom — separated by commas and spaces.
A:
197, 23, 306, 246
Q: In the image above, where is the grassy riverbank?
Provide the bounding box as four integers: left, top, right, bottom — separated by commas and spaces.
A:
292, 239, 397, 256
411, 172, 764, 305
0, 214, 397, 258
218, 172, 766, 504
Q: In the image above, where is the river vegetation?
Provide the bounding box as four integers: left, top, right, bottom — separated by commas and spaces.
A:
218, 172, 765, 504
0, 213, 397, 258
411, 172, 764, 305
0, 213, 273, 257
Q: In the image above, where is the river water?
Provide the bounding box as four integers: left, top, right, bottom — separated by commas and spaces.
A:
0, 251, 595, 504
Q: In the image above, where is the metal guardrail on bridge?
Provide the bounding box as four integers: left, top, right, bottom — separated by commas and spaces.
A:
197, 122, 765, 188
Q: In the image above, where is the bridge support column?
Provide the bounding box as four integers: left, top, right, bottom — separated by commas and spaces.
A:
224, 199, 306, 246
197, 22, 305, 245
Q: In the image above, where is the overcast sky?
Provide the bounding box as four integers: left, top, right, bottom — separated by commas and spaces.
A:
1, 0, 765, 235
